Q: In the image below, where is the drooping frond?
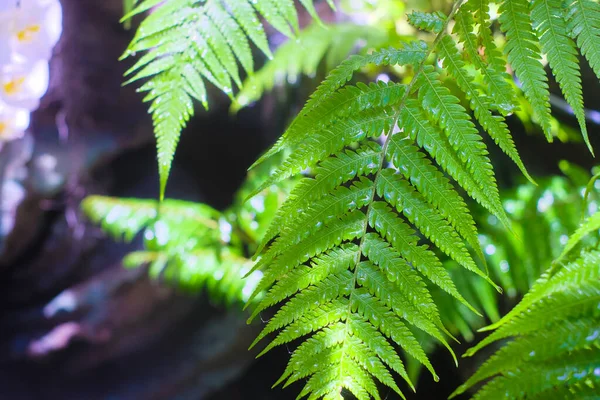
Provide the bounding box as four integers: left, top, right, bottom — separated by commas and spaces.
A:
532, 0, 591, 153
82, 196, 220, 241
566, 0, 600, 82
81, 196, 261, 304
498, 0, 553, 140
122, 0, 330, 198
232, 22, 388, 111
453, 212, 600, 399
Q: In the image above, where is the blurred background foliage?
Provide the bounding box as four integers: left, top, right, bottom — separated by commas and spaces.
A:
408, 161, 600, 383
83, 155, 298, 306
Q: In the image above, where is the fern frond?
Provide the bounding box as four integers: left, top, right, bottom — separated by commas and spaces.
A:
82, 196, 219, 241
566, 0, 600, 82
498, 0, 553, 140
123, 0, 330, 198
467, 248, 600, 353
245, 2, 544, 395
532, 0, 592, 153
82, 196, 261, 304
232, 23, 388, 111
436, 34, 534, 183
472, 171, 598, 336
415, 66, 508, 224
453, 237, 600, 399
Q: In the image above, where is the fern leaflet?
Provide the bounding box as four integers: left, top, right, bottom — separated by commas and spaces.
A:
567, 0, 600, 82
532, 0, 592, 153
498, 0, 553, 140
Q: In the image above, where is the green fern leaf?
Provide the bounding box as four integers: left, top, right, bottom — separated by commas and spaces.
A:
236, 0, 600, 396
498, 0, 553, 140
470, 246, 600, 346
415, 66, 508, 225
407, 11, 446, 33
566, 0, 600, 82
459, 317, 599, 395
123, 0, 329, 199
469, 350, 599, 400
532, 0, 592, 154
82, 196, 219, 241
453, 244, 600, 400
436, 34, 534, 183
245, 5, 535, 394
81, 196, 262, 304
